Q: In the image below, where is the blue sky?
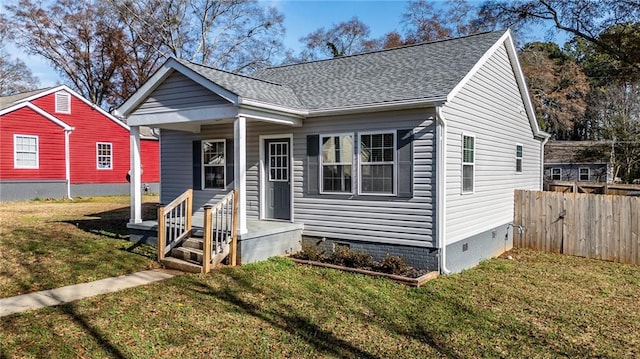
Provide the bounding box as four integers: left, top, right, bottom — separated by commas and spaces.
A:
5, 0, 565, 88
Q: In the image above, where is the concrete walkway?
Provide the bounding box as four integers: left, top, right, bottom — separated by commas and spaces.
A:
0, 269, 182, 317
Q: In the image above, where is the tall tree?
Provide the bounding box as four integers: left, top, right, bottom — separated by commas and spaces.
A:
291, 17, 379, 62
479, 0, 640, 70
0, 14, 39, 96
519, 42, 590, 139
5, 0, 285, 109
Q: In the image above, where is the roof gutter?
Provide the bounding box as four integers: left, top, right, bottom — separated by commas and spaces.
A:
238, 96, 446, 119
435, 104, 450, 275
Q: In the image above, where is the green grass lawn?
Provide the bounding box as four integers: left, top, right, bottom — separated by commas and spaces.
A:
2, 249, 640, 358
0, 196, 160, 298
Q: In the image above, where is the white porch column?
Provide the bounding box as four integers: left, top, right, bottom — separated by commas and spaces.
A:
130, 125, 142, 223
234, 116, 248, 234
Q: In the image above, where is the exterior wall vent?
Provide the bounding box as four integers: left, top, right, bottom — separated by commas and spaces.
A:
55, 91, 71, 114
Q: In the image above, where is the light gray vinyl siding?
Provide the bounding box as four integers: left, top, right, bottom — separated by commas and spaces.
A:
160, 109, 436, 247
134, 71, 230, 115
294, 109, 436, 247
442, 42, 543, 244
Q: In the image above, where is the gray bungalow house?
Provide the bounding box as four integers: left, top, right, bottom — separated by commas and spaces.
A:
117, 30, 548, 274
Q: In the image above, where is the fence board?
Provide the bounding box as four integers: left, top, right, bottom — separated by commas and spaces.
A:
514, 190, 640, 265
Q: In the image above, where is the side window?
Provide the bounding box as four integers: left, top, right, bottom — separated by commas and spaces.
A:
55, 91, 71, 114
551, 168, 562, 180
579, 167, 590, 181
14, 135, 38, 169
462, 134, 475, 193
359, 132, 395, 194
202, 140, 225, 189
96, 142, 112, 169
321, 134, 353, 193
516, 144, 523, 173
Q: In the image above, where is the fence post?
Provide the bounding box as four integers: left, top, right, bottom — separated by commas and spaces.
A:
157, 207, 166, 261
203, 205, 212, 273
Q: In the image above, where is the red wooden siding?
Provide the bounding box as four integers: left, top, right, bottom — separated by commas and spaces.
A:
31, 93, 131, 184
0, 107, 66, 180
141, 139, 159, 182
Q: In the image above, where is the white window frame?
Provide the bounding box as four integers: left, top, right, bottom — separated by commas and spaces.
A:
357, 130, 397, 196
96, 142, 113, 170
267, 141, 290, 182
14, 134, 39, 169
202, 139, 226, 190
551, 167, 562, 180
461, 133, 475, 194
515, 143, 523, 173
320, 133, 354, 194
55, 91, 71, 114
579, 167, 590, 182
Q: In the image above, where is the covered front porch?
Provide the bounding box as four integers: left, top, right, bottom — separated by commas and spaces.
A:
116, 58, 307, 269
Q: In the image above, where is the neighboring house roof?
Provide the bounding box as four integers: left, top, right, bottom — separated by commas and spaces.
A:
0, 87, 56, 110
0, 85, 163, 139
0, 101, 73, 130
545, 141, 612, 164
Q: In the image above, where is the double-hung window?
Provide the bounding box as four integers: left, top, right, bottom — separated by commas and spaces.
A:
579, 167, 590, 181
359, 132, 395, 194
462, 134, 475, 193
97, 142, 112, 169
14, 135, 38, 169
516, 144, 523, 173
551, 168, 562, 180
321, 134, 353, 193
203, 140, 225, 189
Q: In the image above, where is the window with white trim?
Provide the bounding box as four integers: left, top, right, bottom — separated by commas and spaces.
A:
97, 142, 112, 169
14, 135, 38, 169
55, 91, 71, 114
359, 132, 395, 194
579, 167, 590, 181
321, 134, 353, 193
203, 140, 225, 189
462, 134, 475, 193
551, 168, 562, 180
516, 144, 523, 172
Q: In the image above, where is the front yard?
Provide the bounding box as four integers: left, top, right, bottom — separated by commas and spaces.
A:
1, 196, 639, 357
0, 196, 159, 298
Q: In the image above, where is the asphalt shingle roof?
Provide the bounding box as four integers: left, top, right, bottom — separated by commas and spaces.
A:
252, 30, 506, 110
177, 60, 305, 109
174, 31, 505, 112
0, 88, 54, 110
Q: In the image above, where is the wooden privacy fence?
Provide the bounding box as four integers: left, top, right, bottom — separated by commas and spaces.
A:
513, 190, 640, 265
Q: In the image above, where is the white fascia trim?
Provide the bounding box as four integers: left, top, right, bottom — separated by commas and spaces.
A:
116, 58, 239, 118
237, 106, 303, 127
127, 104, 238, 126
238, 98, 307, 117
308, 97, 444, 117
0, 102, 73, 131
14, 85, 130, 131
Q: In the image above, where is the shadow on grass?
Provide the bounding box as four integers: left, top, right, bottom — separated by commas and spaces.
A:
60, 202, 157, 240
183, 271, 382, 359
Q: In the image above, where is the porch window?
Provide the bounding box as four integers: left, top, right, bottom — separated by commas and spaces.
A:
551, 168, 561, 180
516, 144, 523, 173
96, 142, 112, 169
359, 132, 395, 194
579, 167, 590, 181
14, 134, 38, 169
462, 134, 475, 193
321, 134, 353, 193
202, 140, 225, 189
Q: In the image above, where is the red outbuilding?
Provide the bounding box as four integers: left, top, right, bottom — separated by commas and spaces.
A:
0, 85, 159, 201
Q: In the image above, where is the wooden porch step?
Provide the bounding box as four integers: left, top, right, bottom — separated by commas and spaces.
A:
182, 237, 204, 250
161, 257, 203, 273
170, 245, 203, 264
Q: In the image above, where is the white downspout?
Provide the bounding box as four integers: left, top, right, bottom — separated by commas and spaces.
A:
436, 105, 450, 274
64, 128, 74, 199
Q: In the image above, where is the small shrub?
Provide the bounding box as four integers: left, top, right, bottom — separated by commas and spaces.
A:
330, 246, 374, 268
298, 244, 325, 261
381, 254, 406, 275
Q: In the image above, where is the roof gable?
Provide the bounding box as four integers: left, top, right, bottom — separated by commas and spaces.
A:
0, 102, 73, 130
